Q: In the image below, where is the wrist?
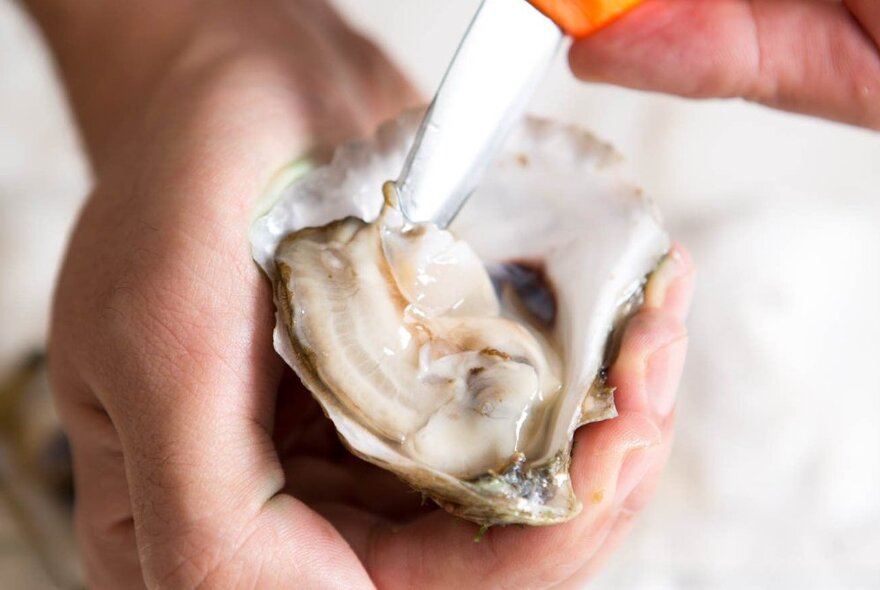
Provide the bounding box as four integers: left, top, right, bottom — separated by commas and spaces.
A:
23, 0, 417, 181
24, 0, 247, 161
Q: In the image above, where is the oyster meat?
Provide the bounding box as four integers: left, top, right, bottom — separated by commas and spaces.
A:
251, 112, 670, 525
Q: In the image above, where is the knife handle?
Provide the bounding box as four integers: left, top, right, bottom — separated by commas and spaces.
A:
528, 0, 643, 37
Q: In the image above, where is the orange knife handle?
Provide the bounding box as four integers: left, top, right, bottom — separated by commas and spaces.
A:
528, 0, 642, 37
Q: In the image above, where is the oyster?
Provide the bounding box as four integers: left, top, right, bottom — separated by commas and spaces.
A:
251, 111, 669, 525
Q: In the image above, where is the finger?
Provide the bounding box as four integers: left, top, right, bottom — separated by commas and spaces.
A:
50, 347, 145, 588
551, 248, 695, 588
60, 400, 144, 588
846, 0, 880, 48
76, 204, 372, 588
95, 311, 371, 588
553, 510, 642, 590
555, 414, 677, 589
317, 410, 654, 589
95, 332, 373, 588
569, 0, 880, 129
613, 243, 692, 419
645, 244, 695, 323
331, 248, 695, 589
610, 308, 688, 419
344, 409, 664, 588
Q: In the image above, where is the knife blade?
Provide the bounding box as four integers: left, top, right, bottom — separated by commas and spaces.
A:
395, 0, 563, 227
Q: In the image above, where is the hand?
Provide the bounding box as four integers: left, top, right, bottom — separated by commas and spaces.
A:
283, 245, 694, 590
45, 0, 418, 586
569, 0, 880, 130
40, 0, 694, 587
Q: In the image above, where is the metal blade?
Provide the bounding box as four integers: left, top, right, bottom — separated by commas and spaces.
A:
395, 0, 562, 227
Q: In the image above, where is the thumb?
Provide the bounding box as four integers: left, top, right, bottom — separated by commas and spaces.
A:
89, 281, 371, 589
568, 0, 880, 129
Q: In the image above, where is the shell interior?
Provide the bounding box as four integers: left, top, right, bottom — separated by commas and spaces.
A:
251, 111, 670, 525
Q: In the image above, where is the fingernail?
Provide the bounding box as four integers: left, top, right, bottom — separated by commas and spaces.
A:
645, 248, 693, 321
615, 446, 653, 507
646, 336, 688, 419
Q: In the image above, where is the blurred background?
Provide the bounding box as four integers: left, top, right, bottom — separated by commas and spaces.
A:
2, 1, 879, 588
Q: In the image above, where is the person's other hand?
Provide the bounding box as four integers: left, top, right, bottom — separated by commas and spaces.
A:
570, 0, 880, 129
42, 0, 695, 587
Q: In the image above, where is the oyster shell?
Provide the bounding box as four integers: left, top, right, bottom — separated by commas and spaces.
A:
251, 111, 669, 525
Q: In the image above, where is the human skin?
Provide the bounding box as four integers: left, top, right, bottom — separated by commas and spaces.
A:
28, 0, 880, 587
569, 0, 880, 130
27, 0, 697, 588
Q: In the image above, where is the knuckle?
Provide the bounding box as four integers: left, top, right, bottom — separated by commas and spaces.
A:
84, 247, 221, 400
75, 509, 140, 585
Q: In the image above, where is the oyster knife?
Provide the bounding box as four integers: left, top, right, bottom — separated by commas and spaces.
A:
395, 0, 562, 227
394, 0, 644, 228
